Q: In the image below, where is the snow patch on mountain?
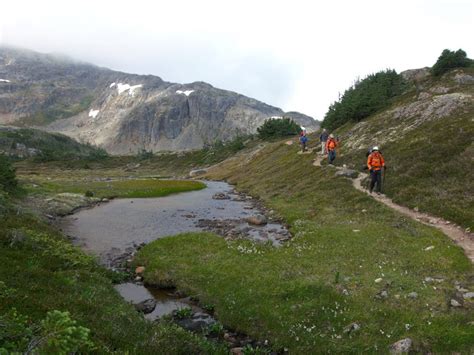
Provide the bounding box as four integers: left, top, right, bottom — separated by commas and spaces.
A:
176, 90, 195, 96
89, 109, 99, 119
110, 83, 143, 96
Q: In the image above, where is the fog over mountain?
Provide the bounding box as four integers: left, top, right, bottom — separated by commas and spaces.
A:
1, 0, 472, 120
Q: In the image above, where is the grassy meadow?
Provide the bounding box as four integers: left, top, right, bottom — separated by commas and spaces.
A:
134, 141, 474, 353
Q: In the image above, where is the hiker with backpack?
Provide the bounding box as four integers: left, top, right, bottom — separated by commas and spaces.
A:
325, 134, 338, 164
367, 146, 385, 194
299, 130, 308, 152
319, 129, 329, 155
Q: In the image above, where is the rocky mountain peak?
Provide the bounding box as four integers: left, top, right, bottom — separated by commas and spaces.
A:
0, 46, 318, 154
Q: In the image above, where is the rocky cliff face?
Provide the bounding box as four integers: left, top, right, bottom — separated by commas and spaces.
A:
0, 47, 318, 153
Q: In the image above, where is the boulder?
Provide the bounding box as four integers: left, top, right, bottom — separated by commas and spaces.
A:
389, 338, 413, 354
134, 299, 156, 314
246, 214, 268, 226
175, 312, 216, 332
189, 169, 208, 177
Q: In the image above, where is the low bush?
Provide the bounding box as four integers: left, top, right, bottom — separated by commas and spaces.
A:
0, 155, 18, 194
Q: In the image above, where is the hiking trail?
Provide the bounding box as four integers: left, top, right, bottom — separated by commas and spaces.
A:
312, 154, 474, 263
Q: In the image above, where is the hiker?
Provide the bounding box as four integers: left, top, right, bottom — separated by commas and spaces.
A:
299, 131, 308, 152
326, 134, 338, 164
319, 129, 329, 154
367, 146, 385, 194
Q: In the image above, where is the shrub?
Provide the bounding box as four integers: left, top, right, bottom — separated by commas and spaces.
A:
0, 154, 18, 194
0, 309, 94, 354
137, 149, 154, 160
257, 117, 301, 140
431, 49, 473, 77
174, 307, 193, 319
321, 69, 406, 130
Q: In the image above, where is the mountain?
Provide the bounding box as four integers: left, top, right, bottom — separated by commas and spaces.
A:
0, 46, 318, 154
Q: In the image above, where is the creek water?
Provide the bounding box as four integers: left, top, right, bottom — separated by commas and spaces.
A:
59, 180, 289, 320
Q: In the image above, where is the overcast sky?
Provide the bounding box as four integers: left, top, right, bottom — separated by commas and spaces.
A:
1, 0, 473, 120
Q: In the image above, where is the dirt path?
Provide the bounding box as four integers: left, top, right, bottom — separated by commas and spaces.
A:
313, 154, 474, 263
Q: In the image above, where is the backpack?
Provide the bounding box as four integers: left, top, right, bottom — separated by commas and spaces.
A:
370, 152, 383, 167
327, 138, 336, 150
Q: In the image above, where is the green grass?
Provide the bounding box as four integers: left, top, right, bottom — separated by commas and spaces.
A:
25, 178, 206, 199
135, 141, 474, 353
0, 211, 226, 353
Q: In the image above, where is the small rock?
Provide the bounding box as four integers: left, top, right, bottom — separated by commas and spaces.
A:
246, 214, 268, 226
134, 276, 142, 282
424, 277, 444, 283
407, 292, 418, 299
376, 290, 389, 299
335, 169, 359, 179
134, 299, 156, 314
231, 347, 244, 355
212, 193, 230, 200
343, 322, 361, 334
463, 292, 474, 300
352, 229, 360, 233
424, 246, 435, 251
414, 207, 419, 212
362, 209, 367, 213
374, 278, 383, 283
189, 169, 208, 177
342, 289, 350, 296
389, 338, 412, 354
135, 266, 145, 274
450, 299, 462, 307
455, 285, 469, 292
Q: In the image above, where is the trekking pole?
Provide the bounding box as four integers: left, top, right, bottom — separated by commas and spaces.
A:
381, 167, 386, 193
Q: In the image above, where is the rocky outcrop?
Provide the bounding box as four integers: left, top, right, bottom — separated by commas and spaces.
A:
0, 46, 318, 153
341, 68, 473, 151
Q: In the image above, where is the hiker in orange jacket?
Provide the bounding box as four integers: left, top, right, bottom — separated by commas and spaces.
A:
367, 146, 385, 193
326, 134, 338, 164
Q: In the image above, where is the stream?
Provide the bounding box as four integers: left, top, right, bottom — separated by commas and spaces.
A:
59, 180, 290, 333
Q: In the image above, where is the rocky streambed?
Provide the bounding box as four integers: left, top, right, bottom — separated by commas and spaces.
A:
59, 180, 290, 352
59, 180, 290, 267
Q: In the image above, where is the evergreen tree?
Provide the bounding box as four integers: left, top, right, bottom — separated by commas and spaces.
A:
321, 69, 406, 130
257, 117, 301, 140
431, 49, 473, 77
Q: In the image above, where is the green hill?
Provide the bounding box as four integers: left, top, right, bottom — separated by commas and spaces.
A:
334, 67, 474, 230
0, 127, 107, 161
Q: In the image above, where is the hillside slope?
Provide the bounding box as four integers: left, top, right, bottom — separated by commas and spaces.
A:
332, 67, 474, 230
0, 126, 106, 160
0, 46, 318, 153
